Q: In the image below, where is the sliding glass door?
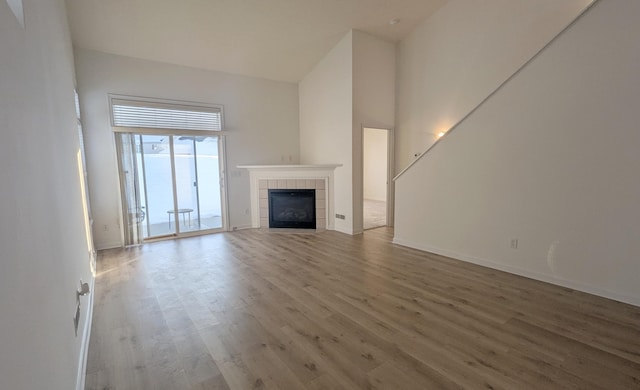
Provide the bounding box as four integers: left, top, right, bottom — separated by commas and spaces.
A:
117, 133, 225, 243
173, 136, 223, 233
137, 134, 176, 237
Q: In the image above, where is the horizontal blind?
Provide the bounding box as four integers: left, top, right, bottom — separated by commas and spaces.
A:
111, 98, 222, 131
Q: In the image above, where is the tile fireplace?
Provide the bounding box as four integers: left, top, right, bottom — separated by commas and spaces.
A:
238, 164, 341, 230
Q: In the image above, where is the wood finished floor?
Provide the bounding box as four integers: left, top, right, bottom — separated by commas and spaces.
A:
363, 199, 386, 230
85, 228, 640, 389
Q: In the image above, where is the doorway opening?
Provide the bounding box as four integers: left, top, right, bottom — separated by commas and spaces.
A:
363, 127, 391, 230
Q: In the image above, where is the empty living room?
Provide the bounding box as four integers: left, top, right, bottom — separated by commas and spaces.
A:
1, 0, 639, 389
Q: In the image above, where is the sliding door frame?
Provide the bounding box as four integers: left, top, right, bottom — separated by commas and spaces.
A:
114, 127, 229, 242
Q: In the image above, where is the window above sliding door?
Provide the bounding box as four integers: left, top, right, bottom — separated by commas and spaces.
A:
109, 95, 224, 132
110, 95, 227, 245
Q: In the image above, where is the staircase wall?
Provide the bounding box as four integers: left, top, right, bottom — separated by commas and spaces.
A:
396, 0, 594, 171
394, 0, 640, 306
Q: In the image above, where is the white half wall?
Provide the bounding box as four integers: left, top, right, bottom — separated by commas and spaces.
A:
394, 0, 640, 306
74, 49, 300, 249
0, 0, 94, 388
395, 0, 594, 173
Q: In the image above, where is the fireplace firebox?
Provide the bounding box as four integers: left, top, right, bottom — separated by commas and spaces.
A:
268, 189, 316, 229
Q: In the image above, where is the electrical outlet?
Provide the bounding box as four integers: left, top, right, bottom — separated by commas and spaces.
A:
510, 238, 518, 249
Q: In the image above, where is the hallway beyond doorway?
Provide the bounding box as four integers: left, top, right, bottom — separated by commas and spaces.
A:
364, 198, 386, 230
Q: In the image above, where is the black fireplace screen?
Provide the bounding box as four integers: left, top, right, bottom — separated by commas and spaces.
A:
268, 189, 316, 229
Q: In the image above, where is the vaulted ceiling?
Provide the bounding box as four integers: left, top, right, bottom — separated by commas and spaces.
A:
64, 0, 447, 83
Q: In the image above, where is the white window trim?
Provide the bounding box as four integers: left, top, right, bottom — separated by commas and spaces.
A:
108, 94, 225, 132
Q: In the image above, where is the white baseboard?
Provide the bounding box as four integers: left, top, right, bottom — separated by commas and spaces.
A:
392, 237, 640, 308
96, 241, 122, 250
76, 276, 95, 390
334, 226, 354, 235
231, 224, 253, 231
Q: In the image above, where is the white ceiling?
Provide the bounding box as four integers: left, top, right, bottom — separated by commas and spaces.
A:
64, 0, 447, 83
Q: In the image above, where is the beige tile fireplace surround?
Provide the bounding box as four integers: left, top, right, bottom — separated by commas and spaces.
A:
238, 164, 342, 230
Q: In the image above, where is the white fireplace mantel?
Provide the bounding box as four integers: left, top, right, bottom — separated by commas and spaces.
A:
238, 164, 342, 229
238, 164, 342, 171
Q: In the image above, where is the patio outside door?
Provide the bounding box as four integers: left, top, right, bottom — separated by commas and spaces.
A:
117, 133, 225, 242
173, 135, 223, 234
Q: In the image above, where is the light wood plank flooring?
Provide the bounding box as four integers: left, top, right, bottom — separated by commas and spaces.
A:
363, 199, 386, 230
85, 228, 640, 389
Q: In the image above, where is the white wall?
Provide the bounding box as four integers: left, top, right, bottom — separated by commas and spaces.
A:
395, 0, 594, 173
0, 1, 94, 388
352, 31, 395, 233
363, 128, 388, 202
74, 49, 300, 249
300, 30, 395, 234
394, 0, 640, 306
299, 31, 354, 234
